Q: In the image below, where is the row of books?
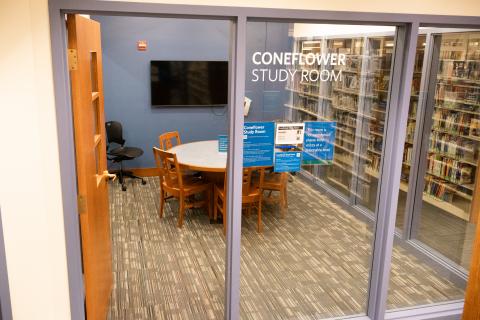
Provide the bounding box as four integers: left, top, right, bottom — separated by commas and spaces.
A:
336, 132, 355, 149
436, 83, 480, 104
432, 109, 476, 136
429, 131, 477, 162
436, 99, 480, 113
426, 155, 473, 185
335, 74, 360, 91
438, 60, 480, 81
336, 112, 358, 128
467, 49, 480, 60
424, 177, 455, 202
292, 96, 320, 114
332, 94, 358, 111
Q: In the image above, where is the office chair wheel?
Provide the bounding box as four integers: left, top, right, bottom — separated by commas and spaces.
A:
141, 179, 147, 185
122, 184, 127, 192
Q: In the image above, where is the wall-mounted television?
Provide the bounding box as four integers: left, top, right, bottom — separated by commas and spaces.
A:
150, 60, 229, 106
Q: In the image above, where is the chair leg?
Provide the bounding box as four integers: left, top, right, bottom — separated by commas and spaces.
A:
223, 198, 227, 236
178, 195, 185, 228
119, 161, 126, 191
207, 188, 212, 220
278, 189, 284, 218
246, 204, 252, 217
223, 212, 226, 236
213, 190, 218, 221
257, 199, 262, 233
159, 189, 165, 218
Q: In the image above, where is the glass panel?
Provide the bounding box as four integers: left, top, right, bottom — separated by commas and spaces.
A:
416, 31, 480, 269
242, 22, 397, 318
388, 28, 480, 311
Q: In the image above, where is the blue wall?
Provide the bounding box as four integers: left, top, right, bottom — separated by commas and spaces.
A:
94, 16, 291, 168
245, 22, 292, 122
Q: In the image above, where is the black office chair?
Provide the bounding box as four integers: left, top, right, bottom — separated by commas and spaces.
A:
105, 121, 146, 191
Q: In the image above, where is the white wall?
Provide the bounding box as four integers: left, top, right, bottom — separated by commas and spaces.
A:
0, 0, 478, 319
0, 0, 71, 319
112, 0, 480, 16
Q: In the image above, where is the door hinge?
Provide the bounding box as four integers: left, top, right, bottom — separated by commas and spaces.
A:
77, 194, 86, 214
68, 49, 78, 71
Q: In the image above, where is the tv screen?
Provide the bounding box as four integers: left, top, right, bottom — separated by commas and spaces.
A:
150, 60, 229, 106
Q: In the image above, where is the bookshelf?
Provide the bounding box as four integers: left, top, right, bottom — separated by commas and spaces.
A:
423, 32, 480, 223
285, 34, 394, 211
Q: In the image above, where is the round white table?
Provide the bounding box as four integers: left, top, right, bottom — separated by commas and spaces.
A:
168, 140, 227, 172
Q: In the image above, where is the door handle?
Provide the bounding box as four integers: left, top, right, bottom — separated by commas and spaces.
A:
103, 170, 116, 181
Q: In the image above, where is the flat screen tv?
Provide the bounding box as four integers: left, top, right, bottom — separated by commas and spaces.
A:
150, 60, 228, 106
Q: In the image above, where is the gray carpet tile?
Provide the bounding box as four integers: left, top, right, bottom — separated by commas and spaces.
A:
108, 175, 464, 320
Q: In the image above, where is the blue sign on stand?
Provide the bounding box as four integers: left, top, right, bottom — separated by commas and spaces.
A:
274, 151, 302, 172
243, 122, 275, 167
218, 135, 228, 153
303, 121, 336, 165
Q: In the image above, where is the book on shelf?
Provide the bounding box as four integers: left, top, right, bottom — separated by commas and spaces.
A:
432, 109, 474, 136
471, 118, 480, 138
424, 177, 455, 203
429, 131, 476, 162
403, 146, 413, 164
427, 155, 473, 185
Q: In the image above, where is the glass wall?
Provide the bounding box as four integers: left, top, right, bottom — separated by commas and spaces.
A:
388, 28, 480, 310
415, 30, 480, 270
239, 22, 397, 319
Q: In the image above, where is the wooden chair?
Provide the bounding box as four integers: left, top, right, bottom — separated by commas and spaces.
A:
261, 171, 288, 216
153, 147, 212, 228
213, 167, 265, 234
159, 131, 181, 150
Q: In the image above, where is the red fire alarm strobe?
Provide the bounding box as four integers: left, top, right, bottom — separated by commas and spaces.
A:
137, 40, 147, 51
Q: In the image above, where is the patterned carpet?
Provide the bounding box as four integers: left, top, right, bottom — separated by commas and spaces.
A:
108, 176, 465, 320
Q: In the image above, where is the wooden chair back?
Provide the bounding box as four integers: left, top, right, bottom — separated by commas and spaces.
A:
242, 167, 264, 198
159, 131, 181, 150
220, 167, 265, 197
152, 147, 183, 190
242, 168, 253, 196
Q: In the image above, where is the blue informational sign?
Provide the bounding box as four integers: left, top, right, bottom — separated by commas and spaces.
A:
218, 135, 228, 153
243, 122, 275, 167
303, 121, 336, 165
274, 151, 302, 172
